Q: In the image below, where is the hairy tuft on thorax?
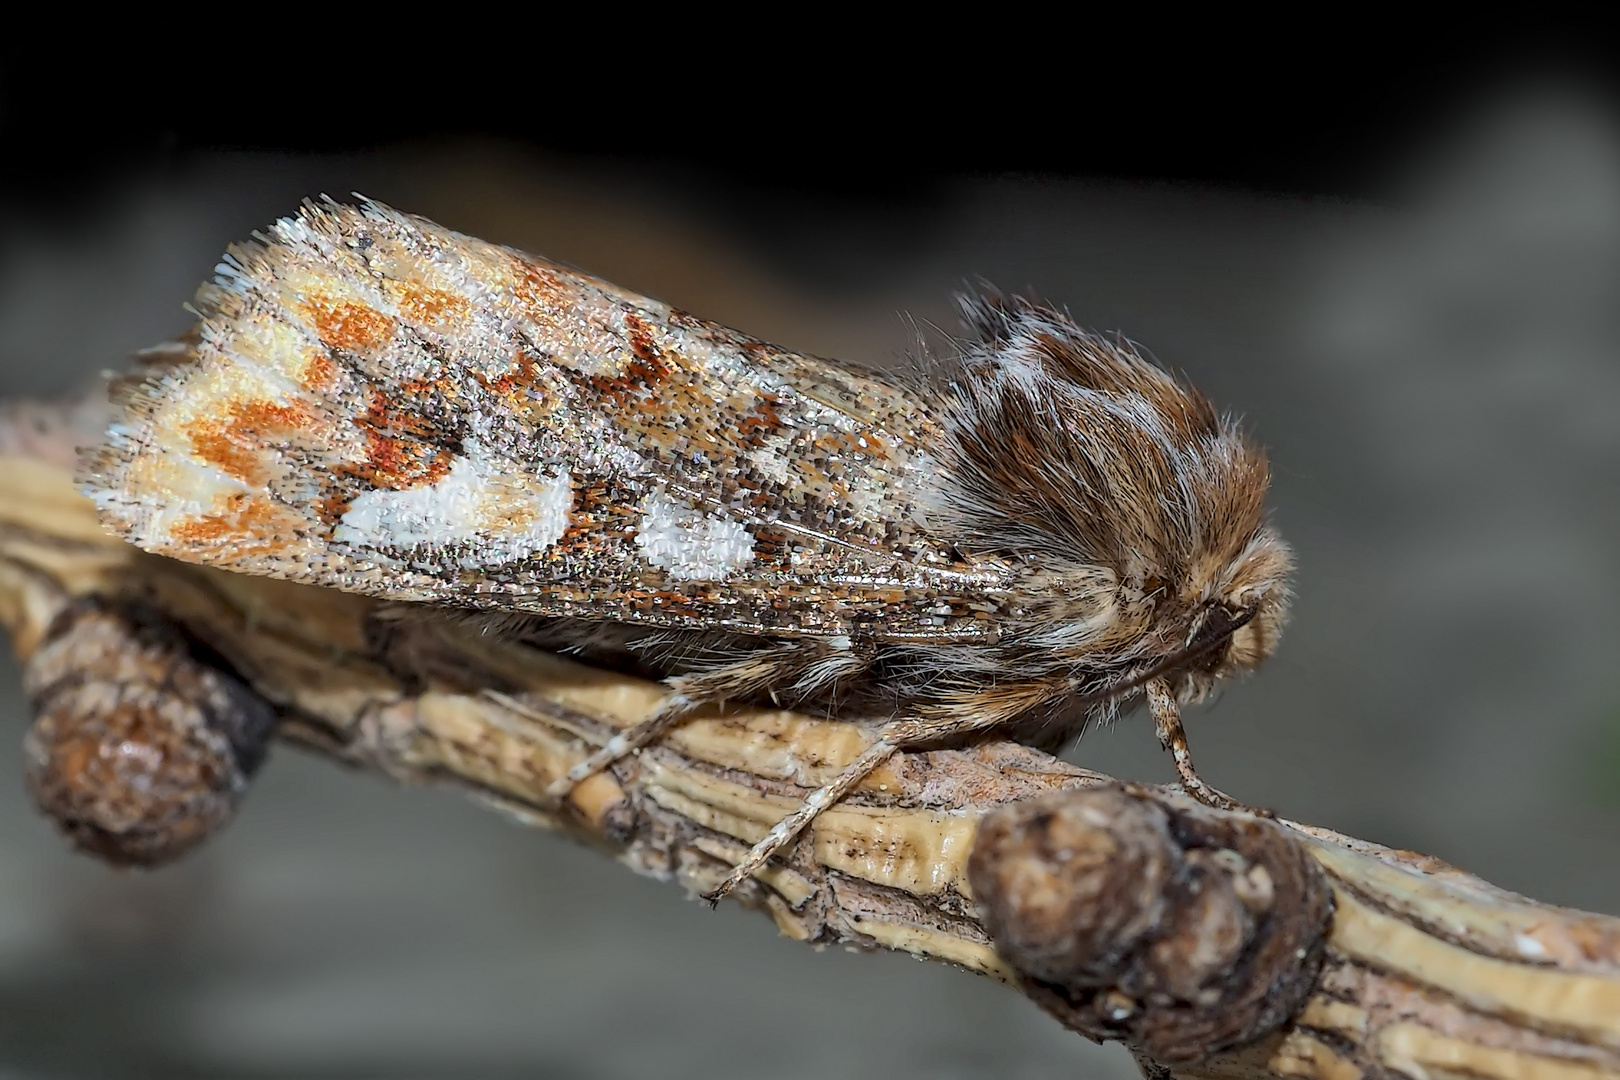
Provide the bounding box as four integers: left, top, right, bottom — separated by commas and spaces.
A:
919, 293, 1291, 700
933, 293, 1265, 579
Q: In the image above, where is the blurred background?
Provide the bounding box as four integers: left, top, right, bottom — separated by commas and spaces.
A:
2, 40, 1619, 1080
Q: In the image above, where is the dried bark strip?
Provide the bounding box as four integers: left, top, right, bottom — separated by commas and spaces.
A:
2, 399, 1619, 1080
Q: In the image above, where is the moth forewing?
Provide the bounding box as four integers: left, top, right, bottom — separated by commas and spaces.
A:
81, 198, 1293, 900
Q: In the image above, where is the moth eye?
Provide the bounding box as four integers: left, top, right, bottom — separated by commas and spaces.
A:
1190, 603, 1245, 673
1196, 642, 1230, 673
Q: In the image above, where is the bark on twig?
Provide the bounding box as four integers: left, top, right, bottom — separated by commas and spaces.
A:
3, 398, 1619, 1080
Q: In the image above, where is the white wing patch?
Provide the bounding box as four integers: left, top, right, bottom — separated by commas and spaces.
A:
334, 441, 572, 570
634, 490, 755, 582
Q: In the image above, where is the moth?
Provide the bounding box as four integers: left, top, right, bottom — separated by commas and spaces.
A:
82, 199, 1292, 900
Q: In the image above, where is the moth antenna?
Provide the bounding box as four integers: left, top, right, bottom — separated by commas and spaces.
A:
481, 690, 610, 749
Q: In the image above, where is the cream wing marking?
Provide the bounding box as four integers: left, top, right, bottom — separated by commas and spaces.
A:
633, 490, 755, 582
334, 443, 572, 569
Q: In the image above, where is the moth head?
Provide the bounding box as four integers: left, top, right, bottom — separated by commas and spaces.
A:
1083, 516, 1292, 712
936, 291, 1293, 694
1158, 523, 1293, 697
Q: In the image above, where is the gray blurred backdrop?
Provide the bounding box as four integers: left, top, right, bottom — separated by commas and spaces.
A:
2, 84, 1619, 1079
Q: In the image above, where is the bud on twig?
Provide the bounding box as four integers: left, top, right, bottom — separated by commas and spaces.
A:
969, 785, 1333, 1065
23, 599, 278, 866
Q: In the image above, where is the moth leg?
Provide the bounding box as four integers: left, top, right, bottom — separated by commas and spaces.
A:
543, 644, 833, 804
543, 692, 696, 802
702, 678, 1079, 903
1145, 678, 1250, 813
702, 729, 903, 905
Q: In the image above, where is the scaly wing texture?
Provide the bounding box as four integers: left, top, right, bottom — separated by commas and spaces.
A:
84, 200, 1012, 640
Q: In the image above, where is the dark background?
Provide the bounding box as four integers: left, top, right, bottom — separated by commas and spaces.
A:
2, 42, 1619, 1079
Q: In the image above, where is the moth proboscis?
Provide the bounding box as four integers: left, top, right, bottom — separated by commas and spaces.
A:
79, 198, 1292, 900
